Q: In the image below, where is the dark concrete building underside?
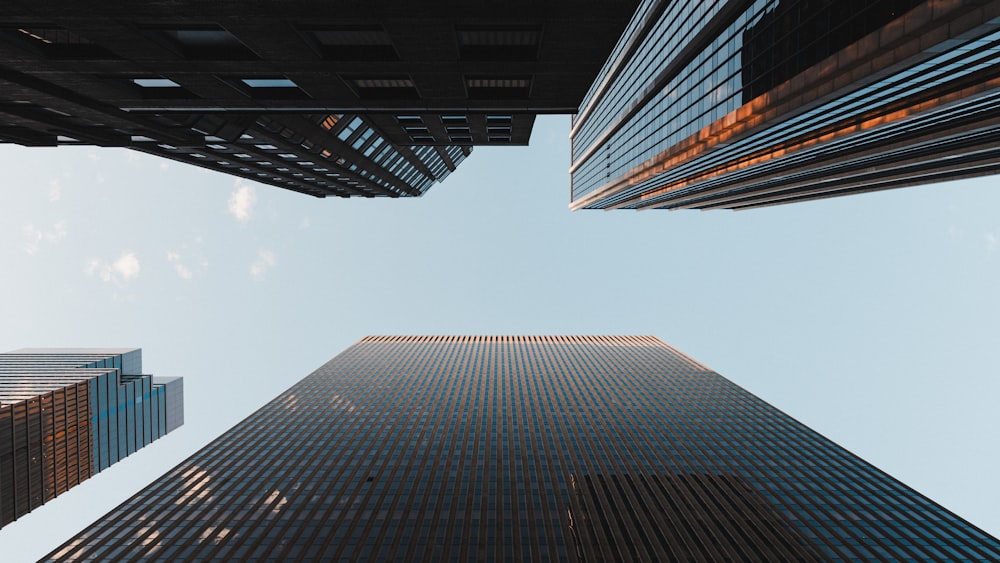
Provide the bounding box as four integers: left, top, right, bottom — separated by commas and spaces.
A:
0, 0, 636, 198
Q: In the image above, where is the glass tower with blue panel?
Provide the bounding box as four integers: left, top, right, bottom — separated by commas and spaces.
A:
46, 336, 999, 561
0, 348, 183, 528
570, 0, 1000, 211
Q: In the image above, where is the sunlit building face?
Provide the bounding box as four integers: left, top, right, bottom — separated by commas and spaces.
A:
570, 0, 1000, 211
47, 336, 1000, 561
0, 348, 183, 528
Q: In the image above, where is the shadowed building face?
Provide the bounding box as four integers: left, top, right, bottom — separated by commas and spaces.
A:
0, 0, 637, 198
46, 336, 1000, 561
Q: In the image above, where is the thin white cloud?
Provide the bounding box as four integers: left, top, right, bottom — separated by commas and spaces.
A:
300, 217, 312, 230
986, 232, 998, 253
111, 252, 141, 281
23, 221, 67, 254
48, 179, 62, 202
85, 251, 141, 286
83, 259, 99, 276
51, 221, 68, 241
227, 181, 257, 224
24, 225, 41, 255
250, 248, 276, 280
167, 251, 194, 280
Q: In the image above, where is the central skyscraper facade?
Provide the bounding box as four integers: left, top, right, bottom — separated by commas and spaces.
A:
48, 336, 999, 561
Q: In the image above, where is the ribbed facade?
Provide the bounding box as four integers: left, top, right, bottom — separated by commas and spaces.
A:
569, 0, 1000, 210
139, 113, 469, 199
0, 348, 183, 528
47, 336, 999, 561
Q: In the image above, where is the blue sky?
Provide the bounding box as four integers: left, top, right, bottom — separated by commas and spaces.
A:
1, 115, 998, 560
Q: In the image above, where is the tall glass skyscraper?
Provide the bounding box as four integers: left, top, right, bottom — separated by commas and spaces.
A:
47, 336, 998, 560
570, 0, 1000, 210
0, 348, 183, 528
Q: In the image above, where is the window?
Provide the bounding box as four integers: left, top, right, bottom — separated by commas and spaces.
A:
128, 77, 193, 99
2, 26, 118, 59
457, 27, 540, 61
349, 77, 418, 100
465, 77, 531, 99
147, 25, 257, 60
242, 78, 297, 88
301, 26, 397, 61
320, 115, 341, 131
133, 78, 181, 88
235, 77, 309, 100
351, 129, 373, 150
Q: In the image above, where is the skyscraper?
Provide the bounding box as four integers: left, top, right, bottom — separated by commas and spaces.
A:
0, 348, 183, 528
5, 1, 1000, 209
0, 0, 635, 198
47, 336, 999, 560
569, 0, 1000, 210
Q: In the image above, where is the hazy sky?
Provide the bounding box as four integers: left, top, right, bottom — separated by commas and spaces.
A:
1, 115, 998, 561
